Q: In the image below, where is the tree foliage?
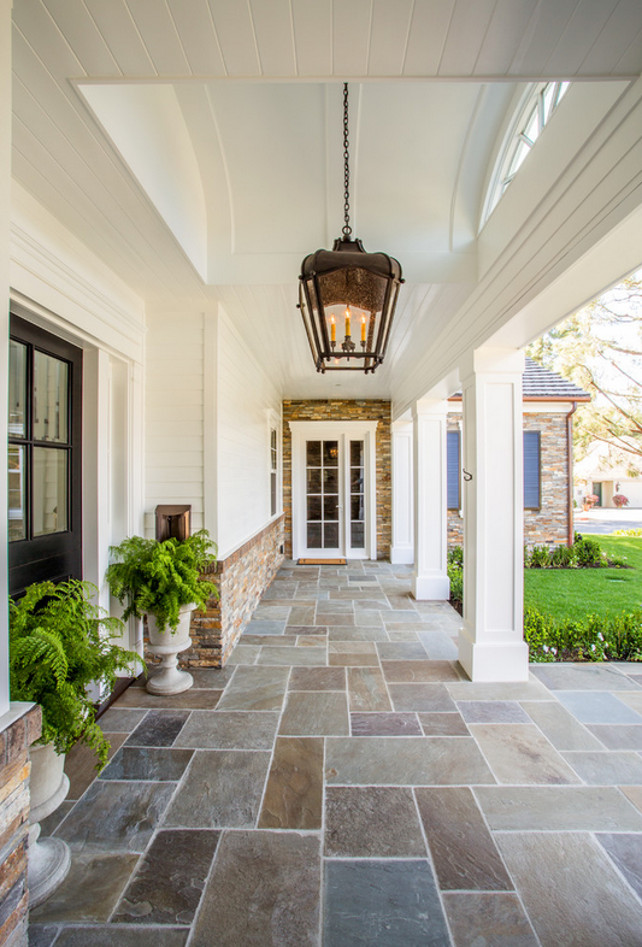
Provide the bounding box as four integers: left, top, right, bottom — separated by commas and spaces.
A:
528, 273, 642, 469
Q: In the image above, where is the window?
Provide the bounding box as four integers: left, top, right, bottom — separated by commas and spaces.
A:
482, 81, 570, 224
523, 431, 541, 509
8, 315, 83, 594
269, 425, 279, 517
447, 430, 461, 510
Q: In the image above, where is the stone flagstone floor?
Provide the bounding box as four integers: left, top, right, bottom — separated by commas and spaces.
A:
29, 560, 642, 946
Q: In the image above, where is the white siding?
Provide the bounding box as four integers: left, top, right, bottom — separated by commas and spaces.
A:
216, 309, 281, 558
145, 310, 204, 535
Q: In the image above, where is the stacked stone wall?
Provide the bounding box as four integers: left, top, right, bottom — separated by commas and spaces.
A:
282, 400, 391, 560
0, 704, 42, 947
182, 515, 285, 668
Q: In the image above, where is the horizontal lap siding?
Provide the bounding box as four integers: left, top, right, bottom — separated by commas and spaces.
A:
145, 312, 204, 535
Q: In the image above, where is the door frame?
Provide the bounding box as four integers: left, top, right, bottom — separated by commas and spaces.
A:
289, 420, 378, 561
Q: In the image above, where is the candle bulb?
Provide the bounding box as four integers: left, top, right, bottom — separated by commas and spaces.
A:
330, 315, 336, 342
361, 314, 366, 342
345, 307, 351, 337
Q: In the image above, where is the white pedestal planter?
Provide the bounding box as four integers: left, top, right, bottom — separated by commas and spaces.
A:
28, 743, 71, 907
146, 604, 194, 695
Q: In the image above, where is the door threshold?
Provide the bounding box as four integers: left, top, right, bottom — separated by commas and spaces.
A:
298, 558, 347, 565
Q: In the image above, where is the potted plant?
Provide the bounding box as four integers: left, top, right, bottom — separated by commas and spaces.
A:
9, 578, 141, 905
582, 493, 600, 512
106, 529, 217, 695
613, 493, 629, 508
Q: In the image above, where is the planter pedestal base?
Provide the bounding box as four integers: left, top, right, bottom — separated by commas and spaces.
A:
29, 744, 71, 907
28, 829, 71, 908
146, 637, 194, 695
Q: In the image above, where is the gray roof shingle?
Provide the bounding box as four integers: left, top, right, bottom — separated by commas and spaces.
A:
522, 357, 591, 400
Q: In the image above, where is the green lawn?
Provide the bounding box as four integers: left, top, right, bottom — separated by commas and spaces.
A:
524, 535, 642, 621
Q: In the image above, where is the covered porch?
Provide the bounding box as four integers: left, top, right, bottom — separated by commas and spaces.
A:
29, 560, 642, 946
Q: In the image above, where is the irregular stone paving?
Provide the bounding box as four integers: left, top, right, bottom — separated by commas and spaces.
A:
30, 561, 642, 946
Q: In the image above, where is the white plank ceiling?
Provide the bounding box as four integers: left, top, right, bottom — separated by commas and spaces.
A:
11, 0, 642, 399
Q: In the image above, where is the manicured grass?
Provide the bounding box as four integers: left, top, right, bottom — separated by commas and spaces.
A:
524, 535, 642, 621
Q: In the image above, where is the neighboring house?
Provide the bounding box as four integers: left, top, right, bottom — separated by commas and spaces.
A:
574, 442, 642, 508
447, 359, 591, 548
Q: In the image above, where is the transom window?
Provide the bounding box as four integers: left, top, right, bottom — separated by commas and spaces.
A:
482, 81, 570, 225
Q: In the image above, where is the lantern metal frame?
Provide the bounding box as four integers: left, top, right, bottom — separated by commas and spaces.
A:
298, 84, 404, 374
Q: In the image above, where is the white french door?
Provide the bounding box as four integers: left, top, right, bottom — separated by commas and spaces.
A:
290, 421, 378, 561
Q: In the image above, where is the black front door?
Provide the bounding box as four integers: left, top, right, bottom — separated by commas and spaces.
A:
8, 314, 83, 595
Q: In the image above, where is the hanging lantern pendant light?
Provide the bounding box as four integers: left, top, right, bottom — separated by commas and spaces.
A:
299, 83, 404, 374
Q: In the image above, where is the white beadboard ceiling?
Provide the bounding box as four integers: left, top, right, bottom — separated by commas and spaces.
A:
11, 0, 642, 400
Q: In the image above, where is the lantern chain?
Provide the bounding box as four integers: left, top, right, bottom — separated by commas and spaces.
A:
342, 82, 352, 238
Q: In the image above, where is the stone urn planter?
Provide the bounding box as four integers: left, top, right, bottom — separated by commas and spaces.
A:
146, 603, 195, 696
28, 742, 71, 907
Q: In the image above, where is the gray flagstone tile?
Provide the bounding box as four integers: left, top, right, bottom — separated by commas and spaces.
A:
289, 666, 346, 690
458, 701, 531, 724
226, 644, 261, 664
325, 736, 495, 785
382, 660, 463, 683
323, 859, 449, 947
531, 663, 633, 690
596, 833, 642, 899
126, 711, 190, 747
561, 750, 642, 784
469, 724, 581, 785
324, 786, 425, 857
113, 829, 219, 925
117, 688, 223, 710
328, 625, 389, 641
97, 708, 148, 732
174, 710, 279, 750
30, 852, 140, 923
389, 682, 457, 712
189, 666, 236, 688
474, 785, 642, 831
56, 781, 176, 853
446, 679, 551, 701
619, 690, 642, 715
622, 785, 642, 813
329, 640, 377, 652
51, 930, 188, 946
443, 892, 538, 946
243, 619, 288, 635
24, 926, 58, 947
415, 786, 511, 891
376, 641, 430, 661
347, 666, 392, 712
418, 712, 470, 736
554, 690, 642, 724
99, 746, 194, 781
216, 666, 289, 711
386, 629, 421, 642
255, 645, 327, 666
350, 712, 422, 736
496, 831, 642, 947
191, 831, 320, 946
417, 630, 458, 660
520, 700, 603, 750
329, 650, 379, 666
164, 750, 271, 828
587, 724, 642, 749
279, 690, 349, 735
258, 737, 323, 829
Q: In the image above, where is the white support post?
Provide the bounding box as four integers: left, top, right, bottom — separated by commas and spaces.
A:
390, 419, 414, 564
458, 349, 529, 682
412, 400, 449, 600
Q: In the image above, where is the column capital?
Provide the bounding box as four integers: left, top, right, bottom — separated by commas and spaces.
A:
412, 397, 449, 421
460, 348, 525, 390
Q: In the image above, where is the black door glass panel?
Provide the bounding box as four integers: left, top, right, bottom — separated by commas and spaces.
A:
306, 468, 322, 493
306, 441, 321, 465
33, 351, 68, 443
8, 445, 25, 541
351, 522, 365, 547
324, 494, 339, 520
351, 495, 364, 520
324, 522, 339, 547
33, 448, 68, 536
307, 522, 322, 547
350, 468, 364, 490
323, 468, 338, 493
9, 340, 26, 438
323, 441, 339, 466
350, 440, 364, 466
307, 495, 322, 520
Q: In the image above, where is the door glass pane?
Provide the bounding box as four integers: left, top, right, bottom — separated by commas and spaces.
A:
324, 522, 339, 547
33, 351, 69, 443
307, 522, 322, 547
351, 522, 365, 547
323, 441, 339, 466
350, 439, 365, 549
9, 341, 27, 438
307, 495, 322, 520
350, 468, 364, 490
33, 448, 67, 536
307, 468, 322, 493
350, 440, 364, 466
306, 441, 321, 465
324, 468, 338, 493
8, 445, 26, 541
324, 494, 339, 520
351, 495, 364, 520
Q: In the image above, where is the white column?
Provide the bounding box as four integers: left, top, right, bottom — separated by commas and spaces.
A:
390, 419, 413, 564
458, 348, 529, 682
412, 400, 449, 600
0, 0, 12, 719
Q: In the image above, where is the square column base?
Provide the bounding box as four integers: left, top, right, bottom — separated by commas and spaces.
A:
459, 629, 529, 682
412, 573, 450, 601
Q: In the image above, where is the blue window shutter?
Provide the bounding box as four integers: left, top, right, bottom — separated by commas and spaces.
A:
524, 431, 541, 508
447, 430, 460, 509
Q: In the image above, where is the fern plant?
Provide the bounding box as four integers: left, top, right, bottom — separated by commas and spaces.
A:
10, 580, 142, 769
106, 529, 218, 633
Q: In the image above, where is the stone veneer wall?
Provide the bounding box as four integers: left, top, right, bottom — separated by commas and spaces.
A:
282, 400, 391, 560
184, 515, 285, 668
0, 704, 42, 947
446, 411, 570, 550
